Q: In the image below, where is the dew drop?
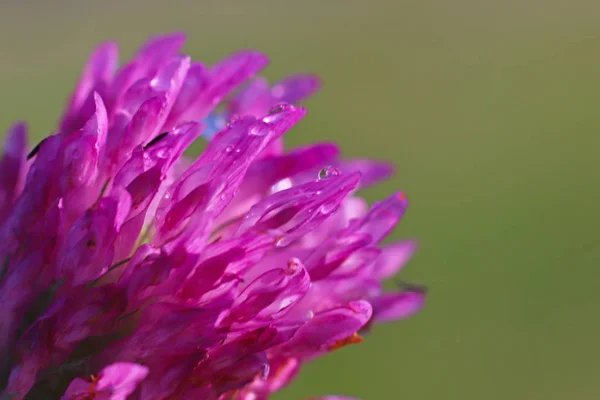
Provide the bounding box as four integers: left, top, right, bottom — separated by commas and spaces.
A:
226, 115, 241, 127
320, 202, 340, 214
275, 236, 288, 248
263, 104, 292, 124
225, 145, 233, 153
318, 166, 340, 180
278, 295, 298, 310
156, 149, 167, 158
268, 104, 289, 115
249, 124, 269, 137
287, 257, 301, 271
270, 178, 293, 194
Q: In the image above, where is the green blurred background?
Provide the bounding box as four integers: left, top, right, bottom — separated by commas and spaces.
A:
1, 1, 599, 399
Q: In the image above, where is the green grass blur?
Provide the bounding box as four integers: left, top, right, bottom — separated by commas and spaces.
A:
1, 1, 599, 399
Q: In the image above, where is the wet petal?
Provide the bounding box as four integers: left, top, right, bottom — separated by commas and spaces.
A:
236, 172, 360, 247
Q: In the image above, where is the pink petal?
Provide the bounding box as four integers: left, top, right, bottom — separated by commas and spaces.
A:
372, 240, 418, 279
60, 42, 118, 133
271, 74, 321, 104
236, 172, 360, 248
0, 122, 28, 221
275, 300, 372, 357
370, 291, 426, 322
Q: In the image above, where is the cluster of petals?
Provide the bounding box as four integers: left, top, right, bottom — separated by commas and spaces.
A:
0, 33, 425, 400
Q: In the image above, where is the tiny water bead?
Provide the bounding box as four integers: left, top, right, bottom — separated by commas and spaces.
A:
287, 257, 302, 271
318, 166, 340, 180
249, 123, 269, 137
262, 104, 293, 124
270, 178, 293, 194
268, 104, 290, 115
319, 202, 340, 214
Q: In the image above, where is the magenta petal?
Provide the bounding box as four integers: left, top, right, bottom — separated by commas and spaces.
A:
348, 192, 409, 244
0, 122, 28, 221
248, 142, 338, 193
163, 62, 208, 130
242, 357, 300, 398
58, 187, 132, 286
168, 51, 269, 125
178, 234, 275, 301
108, 302, 224, 362
105, 95, 167, 170
59, 93, 107, 193
136, 32, 187, 77
215, 142, 339, 225
60, 378, 89, 400
272, 74, 321, 104
208, 51, 269, 102
96, 362, 149, 399
371, 291, 426, 322
236, 172, 360, 247
276, 300, 372, 357
229, 77, 272, 117
372, 240, 418, 279
261, 104, 307, 141
223, 258, 310, 324
61, 362, 149, 400
107, 55, 190, 158
337, 159, 395, 189
154, 114, 300, 248
60, 42, 118, 133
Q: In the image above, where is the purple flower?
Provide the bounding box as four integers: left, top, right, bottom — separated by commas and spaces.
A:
0, 33, 425, 400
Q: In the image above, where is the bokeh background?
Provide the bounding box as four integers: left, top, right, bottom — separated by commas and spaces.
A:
1, 1, 599, 399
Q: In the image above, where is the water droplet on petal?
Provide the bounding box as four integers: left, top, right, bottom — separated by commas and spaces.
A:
268, 104, 290, 115
278, 295, 298, 310
263, 104, 293, 124
156, 149, 167, 158
320, 202, 340, 214
226, 115, 241, 127
318, 166, 340, 180
275, 236, 288, 248
287, 257, 301, 271
225, 146, 233, 153
270, 178, 293, 194
249, 124, 269, 137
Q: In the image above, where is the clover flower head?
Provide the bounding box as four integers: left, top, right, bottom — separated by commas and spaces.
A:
0, 33, 425, 400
